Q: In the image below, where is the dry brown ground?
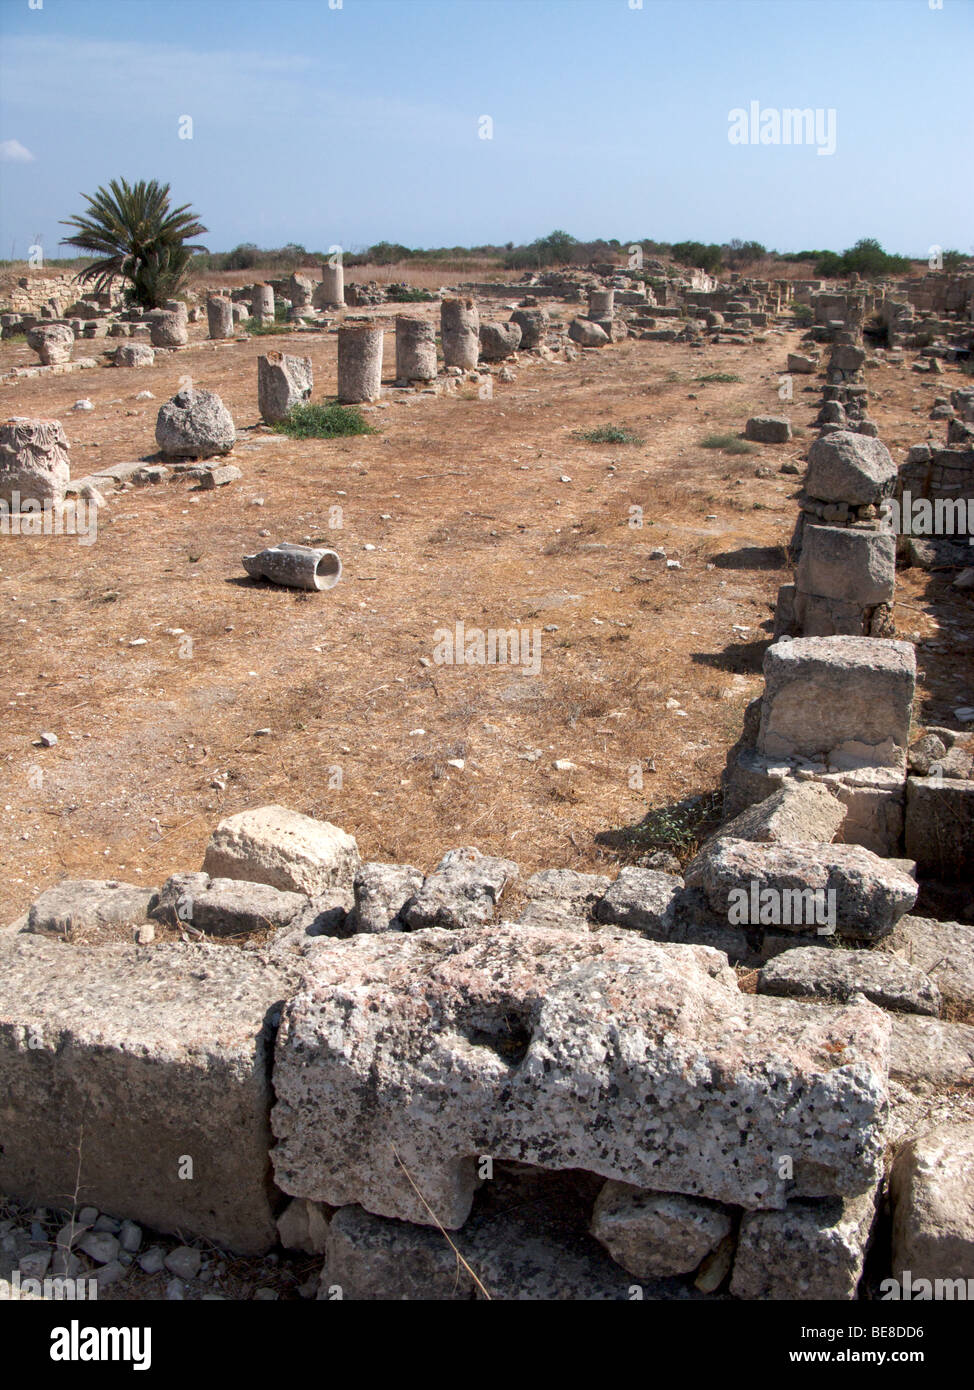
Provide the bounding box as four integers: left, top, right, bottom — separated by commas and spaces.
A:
1, 308, 971, 926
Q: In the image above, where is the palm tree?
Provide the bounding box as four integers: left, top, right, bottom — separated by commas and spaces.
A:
60, 178, 208, 308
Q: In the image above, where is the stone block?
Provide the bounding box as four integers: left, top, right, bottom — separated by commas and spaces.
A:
202, 805, 360, 897
0, 935, 293, 1253
271, 925, 890, 1227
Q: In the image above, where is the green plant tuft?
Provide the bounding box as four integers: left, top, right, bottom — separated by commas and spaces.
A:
272, 403, 378, 439
700, 432, 756, 455
573, 425, 644, 445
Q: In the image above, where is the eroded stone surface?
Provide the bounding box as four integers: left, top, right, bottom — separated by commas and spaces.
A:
0, 416, 70, 507
593, 867, 684, 937
26, 879, 157, 937
890, 1124, 974, 1282
684, 837, 917, 939
202, 805, 360, 897
590, 1181, 732, 1277
804, 431, 897, 505
155, 387, 235, 459
517, 868, 611, 930
885, 916, 974, 1012
730, 1192, 876, 1300
708, 782, 847, 848
888, 1015, 974, 1092
350, 863, 424, 934
0, 934, 295, 1252
191, 877, 307, 937
759, 946, 940, 1016
757, 637, 915, 770
271, 924, 890, 1227
400, 847, 518, 930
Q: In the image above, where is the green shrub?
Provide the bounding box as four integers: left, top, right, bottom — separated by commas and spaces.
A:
695, 373, 741, 384
385, 284, 435, 302
244, 317, 294, 336
272, 403, 377, 439
573, 425, 645, 445
700, 433, 756, 455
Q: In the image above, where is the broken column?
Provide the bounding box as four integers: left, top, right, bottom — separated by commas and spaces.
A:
723, 635, 916, 856
314, 264, 344, 310
337, 324, 383, 403
395, 316, 437, 382
257, 351, 313, 423
510, 306, 549, 349
588, 288, 614, 320
0, 416, 70, 508
287, 273, 314, 310
155, 387, 236, 458
440, 297, 480, 369
815, 332, 873, 434
25, 322, 74, 366
776, 431, 899, 639
478, 321, 522, 362
207, 296, 234, 339
793, 526, 896, 637
148, 310, 188, 347
251, 284, 275, 322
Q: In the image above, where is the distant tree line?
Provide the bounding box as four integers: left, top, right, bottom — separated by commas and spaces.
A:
192, 233, 964, 280
49, 172, 971, 311
163, 231, 974, 282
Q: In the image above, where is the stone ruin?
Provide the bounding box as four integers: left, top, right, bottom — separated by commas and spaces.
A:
2, 605, 972, 1301
2, 258, 972, 1303
775, 430, 897, 640
0, 416, 71, 508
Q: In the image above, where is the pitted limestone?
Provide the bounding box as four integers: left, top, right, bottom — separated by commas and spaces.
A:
271, 924, 890, 1228
202, 805, 360, 897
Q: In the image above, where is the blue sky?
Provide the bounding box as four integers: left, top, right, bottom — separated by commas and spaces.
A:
0, 0, 971, 259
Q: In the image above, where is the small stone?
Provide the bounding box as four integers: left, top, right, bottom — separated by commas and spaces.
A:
138, 1246, 165, 1274
18, 1250, 52, 1281
164, 1245, 201, 1280
694, 1235, 735, 1293
77, 1230, 120, 1264
591, 1182, 732, 1277
37, 732, 57, 747
93, 1260, 127, 1289
56, 1220, 89, 1251
165, 1278, 185, 1300
119, 1220, 142, 1253
199, 463, 242, 489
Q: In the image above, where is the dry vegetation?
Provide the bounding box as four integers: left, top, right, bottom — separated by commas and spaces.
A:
0, 304, 970, 927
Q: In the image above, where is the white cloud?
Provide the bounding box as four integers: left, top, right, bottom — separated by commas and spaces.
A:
0, 139, 35, 163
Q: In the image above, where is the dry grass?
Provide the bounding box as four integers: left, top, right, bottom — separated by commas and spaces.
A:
186, 257, 515, 296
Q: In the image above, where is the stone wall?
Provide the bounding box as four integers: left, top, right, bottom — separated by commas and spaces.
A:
2, 768, 970, 1299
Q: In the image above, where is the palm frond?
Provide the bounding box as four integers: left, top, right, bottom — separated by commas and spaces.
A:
59, 177, 208, 307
